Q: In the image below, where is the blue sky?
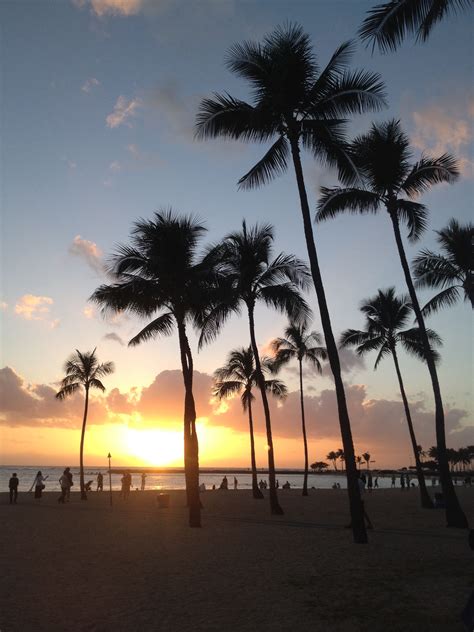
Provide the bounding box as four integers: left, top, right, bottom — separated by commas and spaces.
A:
1, 0, 472, 465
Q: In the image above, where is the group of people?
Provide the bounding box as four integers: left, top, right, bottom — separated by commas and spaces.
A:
218, 476, 239, 490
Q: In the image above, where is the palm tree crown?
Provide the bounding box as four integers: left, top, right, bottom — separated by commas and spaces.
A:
340, 288, 442, 368
271, 322, 327, 372
317, 119, 459, 242
413, 218, 474, 316
56, 348, 114, 400
196, 23, 386, 190
213, 347, 287, 411
359, 0, 472, 53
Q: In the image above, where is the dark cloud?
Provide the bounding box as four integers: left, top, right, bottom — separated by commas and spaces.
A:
103, 332, 125, 346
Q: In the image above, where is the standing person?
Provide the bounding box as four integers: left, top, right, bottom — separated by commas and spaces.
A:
65, 468, 73, 502
58, 469, 71, 504
141, 473, 147, 491
374, 477, 379, 489
97, 472, 103, 492
367, 472, 373, 493
391, 474, 396, 488
400, 473, 405, 491
233, 476, 238, 490
406, 472, 410, 490
9, 473, 19, 504
219, 475, 228, 490
29, 471, 49, 499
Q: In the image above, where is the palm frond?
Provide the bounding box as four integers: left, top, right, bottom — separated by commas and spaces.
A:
89, 378, 106, 392
271, 347, 296, 372
340, 328, 381, 351
316, 187, 381, 222
259, 283, 311, 324
413, 249, 460, 288
401, 153, 459, 196
265, 378, 288, 399
94, 361, 115, 378
238, 135, 289, 190
55, 382, 81, 400
398, 327, 442, 363
259, 253, 312, 290
305, 41, 355, 105
395, 199, 428, 242
213, 379, 243, 400
128, 312, 175, 347
420, 286, 462, 316
312, 69, 387, 118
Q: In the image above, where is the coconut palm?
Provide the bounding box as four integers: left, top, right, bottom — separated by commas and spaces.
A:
340, 288, 443, 507
413, 219, 474, 316
337, 449, 346, 472
90, 211, 216, 528
270, 322, 327, 495
356, 455, 363, 470
359, 0, 472, 53
213, 347, 287, 499
56, 349, 114, 500
201, 221, 311, 515
327, 451, 339, 471
317, 119, 467, 527
196, 22, 386, 544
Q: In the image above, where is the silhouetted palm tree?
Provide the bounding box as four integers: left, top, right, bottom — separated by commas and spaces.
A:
317, 119, 467, 528
413, 219, 474, 316
340, 288, 442, 508
201, 221, 311, 515
271, 322, 327, 495
91, 211, 216, 528
362, 452, 371, 471
196, 22, 386, 544
359, 0, 471, 53
56, 349, 114, 500
356, 455, 363, 470
213, 347, 287, 499
327, 451, 339, 471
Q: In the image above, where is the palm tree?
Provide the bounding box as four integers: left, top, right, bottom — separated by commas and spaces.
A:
270, 322, 327, 495
213, 347, 287, 499
337, 449, 346, 472
201, 221, 311, 515
340, 288, 442, 508
359, 0, 472, 53
196, 22, 386, 544
56, 349, 114, 500
327, 451, 339, 471
90, 211, 216, 528
317, 119, 467, 528
413, 219, 474, 316
356, 455, 363, 470
362, 452, 371, 471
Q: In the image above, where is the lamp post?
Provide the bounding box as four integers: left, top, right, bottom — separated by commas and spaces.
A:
107, 452, 113, 507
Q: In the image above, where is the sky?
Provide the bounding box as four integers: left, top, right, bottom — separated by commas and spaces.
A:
0, 0, 472, 469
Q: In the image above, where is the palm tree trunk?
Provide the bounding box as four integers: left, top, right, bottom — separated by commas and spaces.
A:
391, 346, 433, 508
247, 303, 283, 515
288, 133, 367, 543
389, 212, 467, 528
299, 359, 309, 496
178, 322, 201, 528
79, 386, 89, 501
247, 398, 264, 499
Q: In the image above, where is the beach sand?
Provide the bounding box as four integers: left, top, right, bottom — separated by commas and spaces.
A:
1, 487, 473, 632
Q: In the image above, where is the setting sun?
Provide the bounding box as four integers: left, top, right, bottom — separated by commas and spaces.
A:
125, 428, 183, 466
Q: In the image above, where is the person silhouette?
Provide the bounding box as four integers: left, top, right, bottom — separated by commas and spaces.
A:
30, 471, 49, 499
97, 472, 103, 491
141, 473, 147, 491
9, 473, 19, 504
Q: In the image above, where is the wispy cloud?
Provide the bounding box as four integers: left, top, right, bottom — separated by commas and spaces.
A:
81, 77, 100, 93
72, 0, 171, 17
109, 160, 121, 171
106, 96, 141, 128
103, 332, 125, 345
69, 235, 106, 275
411, 101, 474, 178
15, 295, 54, 321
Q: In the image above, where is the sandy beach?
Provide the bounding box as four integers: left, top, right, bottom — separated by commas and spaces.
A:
1, 487, 473, 632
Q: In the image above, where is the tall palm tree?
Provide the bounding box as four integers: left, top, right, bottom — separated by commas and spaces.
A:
362, 452, 371, 471
56, 349, 114, 500
413, 219, 474, 316
201, 221, 311, 515
359, 0, 472, 53
90, 211, 216, 528
340, 288, 442, 508
270, 322, 327, 495
337, 449, 346, 472
213, 347, 287, 499
317, 119, 467, 528
327, 451, 339, 471
196, 22, 386, 544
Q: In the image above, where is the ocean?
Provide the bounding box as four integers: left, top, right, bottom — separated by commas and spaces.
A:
0, 465, 414, 493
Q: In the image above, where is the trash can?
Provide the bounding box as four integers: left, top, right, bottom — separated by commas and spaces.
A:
157, 493, 170, 508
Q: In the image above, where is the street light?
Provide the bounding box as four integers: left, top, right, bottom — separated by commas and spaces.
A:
107, 452, 113, 507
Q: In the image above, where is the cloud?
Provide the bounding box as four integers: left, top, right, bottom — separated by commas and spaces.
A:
321, 348, 365, 377
69, 235, 106, 275
81, 77, 100, 93
103, 332, 125, 345
109, 160, 121, 171
15, 295, 53, 321
411, 102, 474, 178
50, 319, 61, 330
0, 301, 7, 311
72, 0, 170, 17
106, 96, 141, 128
148, 81, 195, 142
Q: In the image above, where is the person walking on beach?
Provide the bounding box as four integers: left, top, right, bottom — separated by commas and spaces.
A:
58, 468, 71, 504
9, 473, 19, 504
120, 472, 132, 499
29, 471, 49, 499
65, 468, 73, 501
374, 477, 379, 489
367, 472, 373, 493
233, 476, 238, 490
141, 473, 147, 491
97, 472, 103, 491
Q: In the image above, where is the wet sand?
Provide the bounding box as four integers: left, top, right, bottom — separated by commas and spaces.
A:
1, 487, 473, 631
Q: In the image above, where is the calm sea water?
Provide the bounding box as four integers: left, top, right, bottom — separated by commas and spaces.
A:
0, 465, 421, 493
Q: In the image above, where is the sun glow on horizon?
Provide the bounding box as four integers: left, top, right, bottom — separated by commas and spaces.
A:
125, 428, 183, 466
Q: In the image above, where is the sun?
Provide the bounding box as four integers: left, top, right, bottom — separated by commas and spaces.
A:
125, 428, 183, 466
